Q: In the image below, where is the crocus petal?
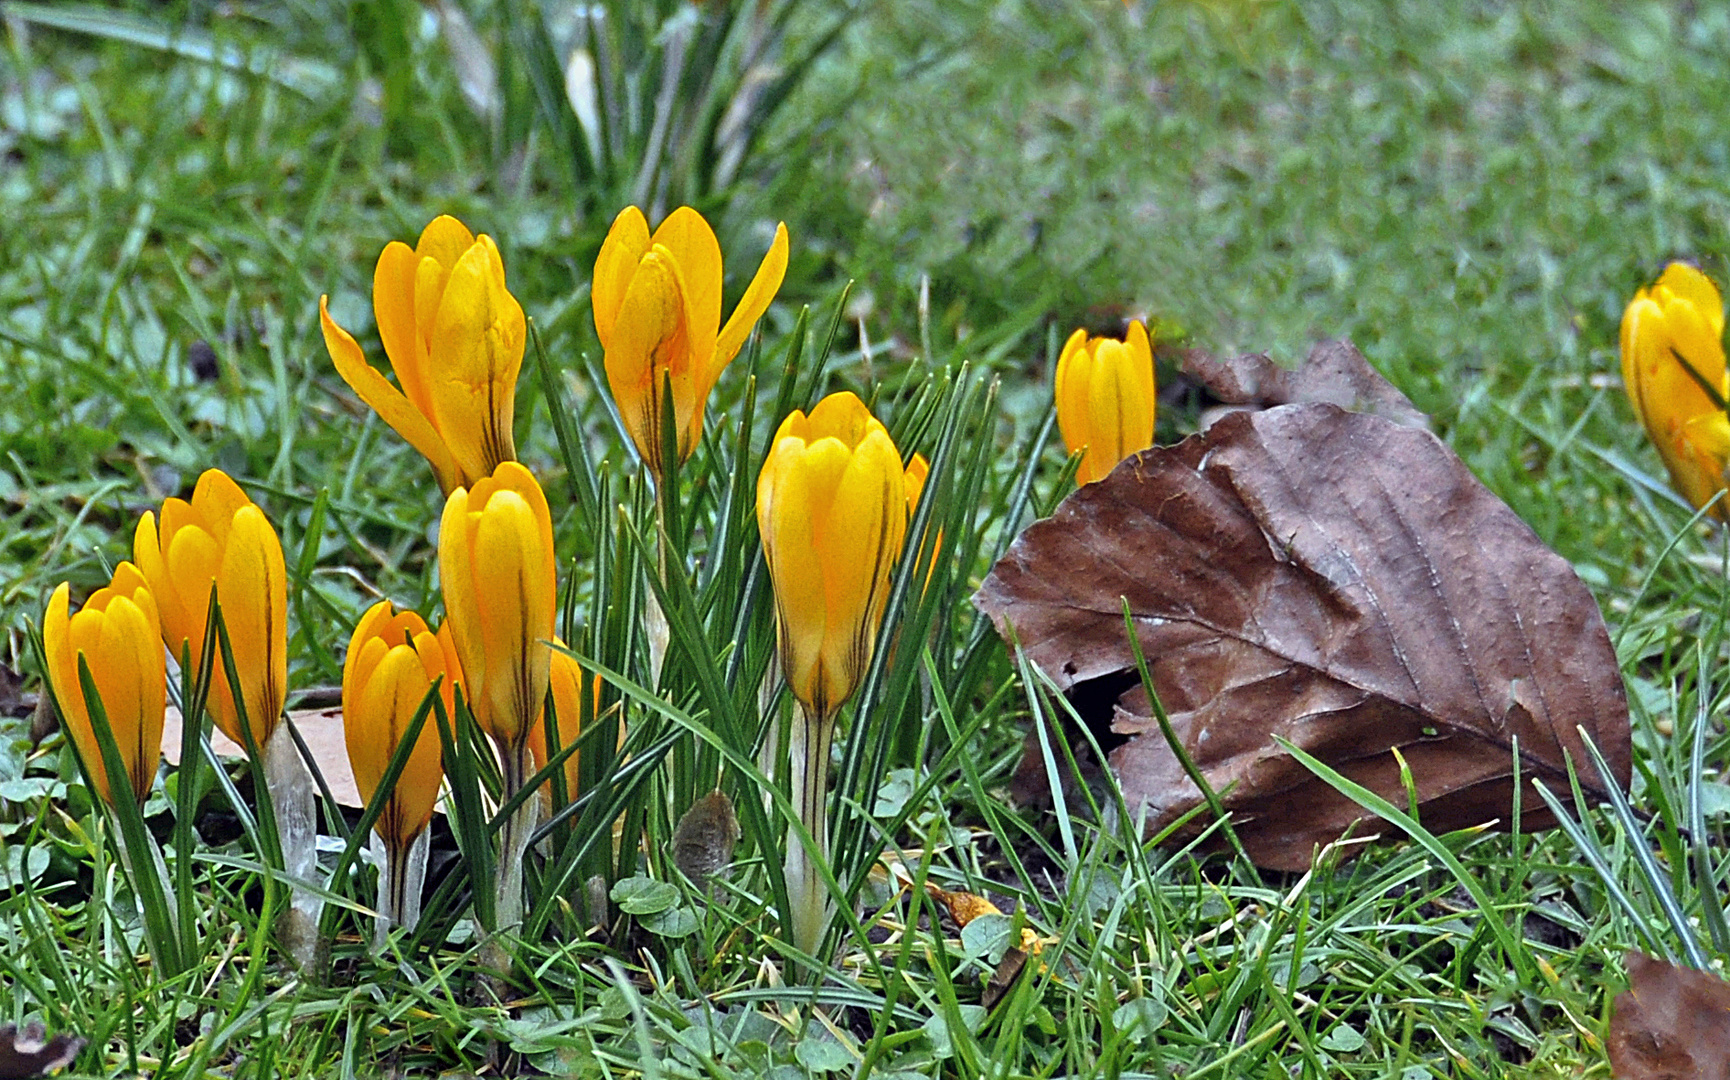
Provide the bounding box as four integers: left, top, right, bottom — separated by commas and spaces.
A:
373, 242, 430, 414
214, 505, 288, 747
429, 239, 525, 484
815, 429, 905, 710
322, 295, 462, 493
651, 207, 724, 374
1658, 262, 1725, 339
713, 222, 790, 379
759, 436, 847, 710
593, 206, 652, 350
607, 250, 696, 470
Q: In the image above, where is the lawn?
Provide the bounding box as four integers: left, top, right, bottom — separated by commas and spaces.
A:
1, 0, 1727, 1076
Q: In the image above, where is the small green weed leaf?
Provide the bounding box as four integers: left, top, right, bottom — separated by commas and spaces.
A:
794, 1032, 852, 1072
641, 905, 700, 938
0, 845, 48, 889
1112, 998, 1168, 1042
0, 777, 57, 803
873, 768, 917, 818
611, 875, 679, 915
960, 913, 1012, 963
922, 1007, 986, 1058
1319, 1024, 1366, 1053
1695, 781, 1730, 817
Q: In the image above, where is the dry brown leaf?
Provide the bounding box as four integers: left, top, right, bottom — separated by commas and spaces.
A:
1182, 339, 1430, 431
0, 1022, 82, 1079
1609, 951, 1730, 1080
975, 402, 1630, 870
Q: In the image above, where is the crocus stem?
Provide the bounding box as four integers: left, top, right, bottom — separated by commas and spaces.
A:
645, 489, 671, 684
756, 653, 781, 816
264, 724, 322, 972
372, 828, 431, 949
482, 737, 536, 974
785, 701, 835, 959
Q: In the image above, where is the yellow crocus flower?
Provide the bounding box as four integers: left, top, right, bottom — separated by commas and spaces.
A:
593, 205, 789, 478
527, 644, 597, 804
43, 564, 166, 808
1621, 262, 1730, 518
1054, 320, 1157, 485
757, 390, 908, 721
437, 461, 556, 750
341, 601, 458, 849
133, 469, 287, 750
320, 215, 526, 494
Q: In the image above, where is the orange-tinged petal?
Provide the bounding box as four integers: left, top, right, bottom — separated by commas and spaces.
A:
438, 486, 484, 698
322, 295, 462, 493
593, 206, 651, 350
650, 206, 723, 375
429, 238, 525, 484
212, 505, 288, 747
529, 644, 586, 799
903, 453, 929, 515
133, 512, 195, 659
713, 221, 789, 379
606, 249, 697, 472
373, 241, 430, 414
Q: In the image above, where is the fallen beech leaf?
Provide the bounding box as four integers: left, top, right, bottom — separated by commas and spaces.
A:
1183, 339, 1430, 431
976, 403, 1630, 870
0, 1022, 82, 1078
1608, 951, 1730, 1080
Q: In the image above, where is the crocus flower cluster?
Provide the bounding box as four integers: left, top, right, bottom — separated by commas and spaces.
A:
46, 196, 1174, 975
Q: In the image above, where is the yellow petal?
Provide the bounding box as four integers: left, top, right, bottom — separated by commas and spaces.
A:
1053, 328, 1093, 469
1658, 262, 1724, 339
1620, 293, 1660, 432
322, 295, 461, 493
429, 238, 525, 485
191, 469, 250, 550
373, 241, 433, 417
903, 452, 930, 515
417, 215, 477, 270
713, 221, 789, 379
606, 249, 696, 472
438, 486, 486, 699
214, 505, 288, 748
804, 390, 878, 448
470, 489, 552, 744
758, 436, 842, 712
815, 428, 905, 711
650, 207, 723, 375
134, 512, 194, 660
593, 206, 651, 350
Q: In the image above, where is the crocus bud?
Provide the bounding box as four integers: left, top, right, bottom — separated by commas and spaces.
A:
593, 205, 789, 478
320, 215, 526, 494
342, 602, 459, 848
527, 644, 597, 802
43, 565, 166, 808
757, 391, 908, 720
133, 469, 288, 750
1054, 320, 1156, 485
438, 461, 556, 748
1621, 262, 1730, 518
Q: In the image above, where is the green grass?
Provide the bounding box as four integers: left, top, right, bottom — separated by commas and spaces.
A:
2, 0, 1729, 1076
